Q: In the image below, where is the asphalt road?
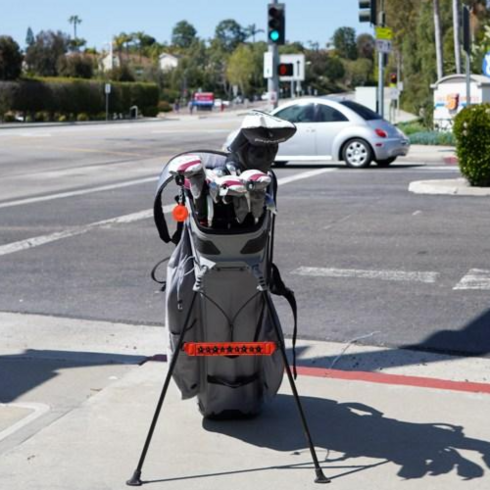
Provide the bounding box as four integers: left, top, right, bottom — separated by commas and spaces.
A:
0, 116, 489, 359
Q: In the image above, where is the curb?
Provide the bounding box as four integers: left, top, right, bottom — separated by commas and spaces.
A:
409, 178, 490, 196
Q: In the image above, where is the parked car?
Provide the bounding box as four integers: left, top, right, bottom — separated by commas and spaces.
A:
224, 98, 410, 168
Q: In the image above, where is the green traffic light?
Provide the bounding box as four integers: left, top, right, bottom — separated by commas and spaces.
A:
270, 30, 280, 42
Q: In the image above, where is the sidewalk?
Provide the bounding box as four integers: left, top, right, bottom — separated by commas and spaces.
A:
1, 312, 489, 489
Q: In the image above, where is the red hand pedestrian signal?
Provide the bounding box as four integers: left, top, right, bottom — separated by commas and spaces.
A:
278, 63, 294, 77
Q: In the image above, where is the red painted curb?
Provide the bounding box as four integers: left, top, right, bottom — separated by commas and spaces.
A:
443, 155, 458, 165
296, 366, 490, 395
145, 354, 490, 395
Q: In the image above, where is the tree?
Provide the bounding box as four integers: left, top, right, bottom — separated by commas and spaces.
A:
171, 21, 197, 49
25, 30, 70, 76
0, 36, 23, 80
68, 15, 82, 41
356, 33, 375, 60
324, 56, 346, 82
245, 23, 264, 43
57, 53, 94, 78
215, 19, 246, 52
333, 27, 357, 60
25, 27, 35, 48
226, 44, 255, 95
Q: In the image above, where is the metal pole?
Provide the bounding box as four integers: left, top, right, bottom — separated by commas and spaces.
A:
105, 92, 109, 122
126, 292, 199, 486
378, 51, 384, 117
466, 51, 471, 107
267, 0, 279, 109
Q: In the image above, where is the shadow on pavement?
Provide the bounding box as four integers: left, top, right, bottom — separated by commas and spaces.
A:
0, 349, 143, 403
293, 307, 490, 372
203, 395, 490, 481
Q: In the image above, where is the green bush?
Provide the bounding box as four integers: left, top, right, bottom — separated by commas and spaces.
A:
396, 120, 427, 135
77, 113, 89, 121
0, 78, 159, 119
454, 104, 490, 187
158, 100, 172, 113
409, 131, 455, 146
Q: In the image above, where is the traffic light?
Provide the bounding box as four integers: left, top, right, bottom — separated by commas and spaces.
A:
390, 73, 397, 86
268, 3, 285, 44
359, 0, 377, 25
278, 63, 294, 77
462, 5, 471, 54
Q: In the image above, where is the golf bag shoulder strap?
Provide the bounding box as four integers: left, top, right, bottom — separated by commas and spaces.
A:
153, 150, 229, 245
270, 263, 298, 378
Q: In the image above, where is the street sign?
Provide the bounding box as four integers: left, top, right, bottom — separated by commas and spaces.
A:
375, 26, 393, 40
105, 83, 111, 94
389, 88, 400, 100
263, 52, 273, 79
375, 39, 392, 54
482, 52, 490, 77
278, 54, 305, 81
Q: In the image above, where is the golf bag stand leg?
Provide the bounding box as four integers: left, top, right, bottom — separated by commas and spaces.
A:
127, 291, 199, 486
262, 290, 330, 484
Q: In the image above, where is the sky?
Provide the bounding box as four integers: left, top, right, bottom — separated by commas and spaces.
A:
1, 0, 370, 50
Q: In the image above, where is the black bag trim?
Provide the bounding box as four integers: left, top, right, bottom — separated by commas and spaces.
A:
270, 263, 298, 379
207, 373, 259, 389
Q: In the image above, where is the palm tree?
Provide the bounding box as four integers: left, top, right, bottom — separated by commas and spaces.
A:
68, 15, 82, 40
433, 0, 444, 80
245, 24, 264, 43
453, 0, 462, 73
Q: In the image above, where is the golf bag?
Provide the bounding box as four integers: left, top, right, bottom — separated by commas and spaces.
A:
154, 149, 299, 417
127, 112, 331, 485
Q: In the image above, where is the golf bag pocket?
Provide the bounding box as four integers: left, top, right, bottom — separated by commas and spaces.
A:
165, 224, 200, 399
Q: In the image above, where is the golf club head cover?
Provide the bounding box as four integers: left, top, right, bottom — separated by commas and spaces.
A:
168, 154, 205, 199
240, 169, 271, 220
227, 110, 297, 172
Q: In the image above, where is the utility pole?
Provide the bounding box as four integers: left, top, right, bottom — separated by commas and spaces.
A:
377, 3, 386, 119
463, 5, 471, 107
267, 2, 285, 109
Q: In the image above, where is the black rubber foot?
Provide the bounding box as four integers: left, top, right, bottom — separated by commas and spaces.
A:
314, 469, 331, 484
126, 470, 143, 486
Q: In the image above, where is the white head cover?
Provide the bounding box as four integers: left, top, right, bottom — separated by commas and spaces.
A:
168, 154, 205, 199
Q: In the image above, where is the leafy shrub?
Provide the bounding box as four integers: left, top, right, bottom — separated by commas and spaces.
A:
77, 112, 89, 121
454, 104, 490, 187
58, 114, 67, 122
409, 131, 455, 146
158, 100, 172, 113
396, 120, 426, 135
0, 78, 159, 119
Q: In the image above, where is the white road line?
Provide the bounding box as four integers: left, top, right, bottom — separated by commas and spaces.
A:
0, 177, 159, 210
0, 208, 168, 257
0, 168, 335, 257
453, 269, 490, 290
277, 168, 336, 185
292, 266, 439, 284
151, 129, 231, 134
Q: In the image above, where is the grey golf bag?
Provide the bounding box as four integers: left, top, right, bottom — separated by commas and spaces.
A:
127, 112, 330, 486
154, 149, 295, 418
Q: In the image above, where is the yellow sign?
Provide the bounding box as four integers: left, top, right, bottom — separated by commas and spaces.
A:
375, 27, 393, 41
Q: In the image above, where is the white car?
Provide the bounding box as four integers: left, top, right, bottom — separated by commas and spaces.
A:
225, 98, 410, 168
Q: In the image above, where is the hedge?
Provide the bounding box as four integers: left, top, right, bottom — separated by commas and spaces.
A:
0, 78, 159, 118
453, 104, 490, 187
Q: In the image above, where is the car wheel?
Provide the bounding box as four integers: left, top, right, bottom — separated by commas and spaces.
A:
376, 157, 396, 167
342, 139, 373, 168
274, 161, 288, 167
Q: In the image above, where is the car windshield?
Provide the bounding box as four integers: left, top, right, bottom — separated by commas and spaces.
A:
340, 101, 382, 120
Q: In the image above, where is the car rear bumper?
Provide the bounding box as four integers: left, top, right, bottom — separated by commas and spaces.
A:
373, 138, 410, 160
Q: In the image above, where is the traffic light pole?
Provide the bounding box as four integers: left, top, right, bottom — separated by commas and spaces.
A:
377, 5, 385, 118
268, 0, 280, 109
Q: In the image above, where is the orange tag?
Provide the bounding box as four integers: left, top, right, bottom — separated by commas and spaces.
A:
183, 342, 277, 356
172, 204, 189, 222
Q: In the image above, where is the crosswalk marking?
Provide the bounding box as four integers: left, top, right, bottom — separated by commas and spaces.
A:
292, 266, 440, 284
453, 269, 490, 290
